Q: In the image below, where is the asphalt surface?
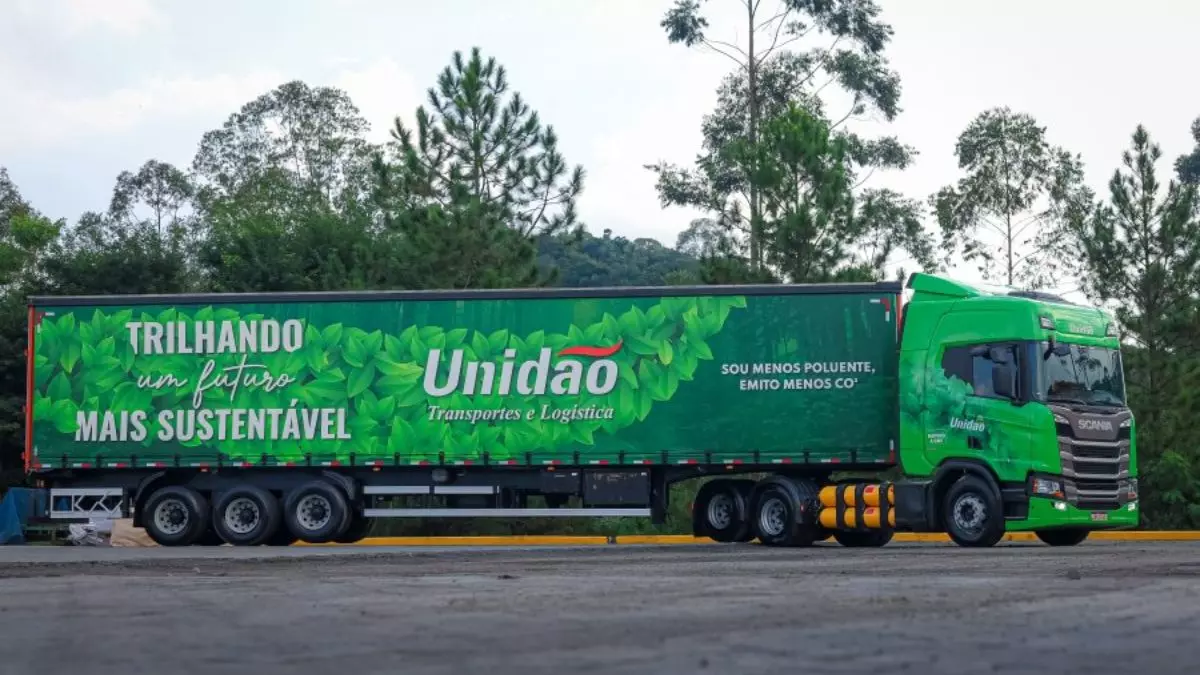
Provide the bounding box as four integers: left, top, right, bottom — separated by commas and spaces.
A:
2, 541, 1198, 675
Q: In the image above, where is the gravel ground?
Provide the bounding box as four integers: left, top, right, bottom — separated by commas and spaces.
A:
2, 541, 1198, 675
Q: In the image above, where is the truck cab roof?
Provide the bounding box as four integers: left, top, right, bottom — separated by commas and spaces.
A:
903, 273, 1118, 347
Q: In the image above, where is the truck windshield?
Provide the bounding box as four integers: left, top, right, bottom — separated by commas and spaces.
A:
1036, 342, 1126, 408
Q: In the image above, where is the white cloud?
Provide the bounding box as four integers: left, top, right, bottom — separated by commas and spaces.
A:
13, 0, 166, 35
0, 69, 285, 153
64, 0, 165, 34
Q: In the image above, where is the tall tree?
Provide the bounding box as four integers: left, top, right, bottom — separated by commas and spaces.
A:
382, 47, 584, 240
1068, 124, 1200, 527
373, 47, 586, 288
655, 0, 907, 272
0, 168, 61, 289
190, 82, 398, 293
191, 80, 376, 210
0, 170, 60, 478
109, 159, 195, 238
932, 107, 1086, 288
1176, 116, 1200, 186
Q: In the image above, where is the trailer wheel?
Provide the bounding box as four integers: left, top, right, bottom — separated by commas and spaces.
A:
750, 478, 818, 547
143, 485, 210, 547
284, 480, 351, 543
832, 530, 894, 547
942, 475, 1005, 547
693, 479, 750, 542
732, 481, 756, 542
213, 484, 283, 546
1035, 528, 1089, 546
335, 514, 374, 544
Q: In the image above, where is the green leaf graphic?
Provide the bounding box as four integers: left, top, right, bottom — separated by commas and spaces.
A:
31, 295, 748, 464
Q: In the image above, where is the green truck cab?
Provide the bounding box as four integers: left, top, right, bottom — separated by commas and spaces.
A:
892, 274, 1137, 546
25, 272, 1135, 548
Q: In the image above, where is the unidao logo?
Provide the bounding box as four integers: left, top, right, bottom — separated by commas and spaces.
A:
424, 340, 624, 398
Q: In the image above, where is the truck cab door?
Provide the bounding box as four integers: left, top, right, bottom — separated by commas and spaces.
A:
925, 341, 1032, 482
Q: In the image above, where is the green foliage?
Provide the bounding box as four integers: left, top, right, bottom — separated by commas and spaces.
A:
931, 106, 1088, 288
537, 229, 698, 288
380, 47, 584, 239
1067, 125, 1200, 527
652, 0, 923, 276
32, 295, 744, 464
1176, 116, 1200, 186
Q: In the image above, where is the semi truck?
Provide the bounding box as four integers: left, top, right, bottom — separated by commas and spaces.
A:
23, 273, 1138, 547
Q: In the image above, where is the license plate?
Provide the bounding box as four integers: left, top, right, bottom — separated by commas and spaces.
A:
1090, 512, 1108, 522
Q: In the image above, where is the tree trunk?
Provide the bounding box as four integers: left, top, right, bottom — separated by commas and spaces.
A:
746, 0, 761, 272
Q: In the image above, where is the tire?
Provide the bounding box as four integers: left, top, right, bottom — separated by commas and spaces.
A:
750, 478, 819, 547
212, 484, 283, 546
142, 485, 211, 547
942, 474, 1005, 548
693, 479, 750, 543
832, 529, 894, 547
335, 514, 374, 544
1035, 528, 1089, 547
732, 481, 757, 542
283, 480, 351, 544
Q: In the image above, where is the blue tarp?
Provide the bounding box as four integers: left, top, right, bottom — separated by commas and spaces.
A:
0, 488, 48, 545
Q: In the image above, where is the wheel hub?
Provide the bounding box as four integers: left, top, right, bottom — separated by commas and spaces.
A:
296, 494, 332, 531
953, 494, 987, 533
757, 497, 787, 537
224, 497, 261, 535
707, 493, 733, 530
153, 498, 189, 536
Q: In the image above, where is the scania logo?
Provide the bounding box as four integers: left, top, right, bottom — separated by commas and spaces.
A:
1078, 419, 1114, 432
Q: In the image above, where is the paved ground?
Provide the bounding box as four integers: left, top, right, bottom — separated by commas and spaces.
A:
2, 541, 1198, 675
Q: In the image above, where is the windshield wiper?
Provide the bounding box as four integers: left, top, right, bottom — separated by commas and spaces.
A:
1046, 395, 1090, 406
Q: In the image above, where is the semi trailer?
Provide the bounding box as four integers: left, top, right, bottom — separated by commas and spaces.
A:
23, 273, 1138, 547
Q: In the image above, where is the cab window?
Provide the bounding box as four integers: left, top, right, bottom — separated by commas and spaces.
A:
941, 343, 1018, 400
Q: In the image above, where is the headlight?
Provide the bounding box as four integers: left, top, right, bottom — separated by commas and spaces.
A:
1124, 478, 1138, 499
1054, 414, 1069, 425
1119, 418, 1132, 428
1032, 477, 1064, 498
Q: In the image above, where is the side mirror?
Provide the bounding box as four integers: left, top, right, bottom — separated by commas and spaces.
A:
992, 364, 1016, 399
989, 346, 1012, 364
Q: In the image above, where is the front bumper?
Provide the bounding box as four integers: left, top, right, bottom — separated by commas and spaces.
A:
1008, 496, 1140, 531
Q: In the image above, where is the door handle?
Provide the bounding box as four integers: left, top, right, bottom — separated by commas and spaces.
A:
968, 436, 982, 450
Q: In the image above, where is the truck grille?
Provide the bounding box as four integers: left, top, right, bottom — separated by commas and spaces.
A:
1052, 406, 1133, 511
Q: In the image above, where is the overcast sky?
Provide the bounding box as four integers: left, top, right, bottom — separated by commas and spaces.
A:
3, 0, 1199, 291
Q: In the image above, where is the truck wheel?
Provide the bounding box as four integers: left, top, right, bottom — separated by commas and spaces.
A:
751, 479, 817, 547
213, 484, 283, 546
832, 530, 894, 547
693, 479, 750, 542
732, 481, 756, 542
1035, 528, 1089, 546
143, 485, 211, 547
942, 475, 1005, 548
283, 480, 351, 544
335, 514, 374, 544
